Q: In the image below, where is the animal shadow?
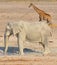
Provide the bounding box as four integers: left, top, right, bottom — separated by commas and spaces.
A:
0, 47, 43, 55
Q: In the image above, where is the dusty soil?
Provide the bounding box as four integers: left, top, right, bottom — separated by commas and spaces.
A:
0, 1, 57, 65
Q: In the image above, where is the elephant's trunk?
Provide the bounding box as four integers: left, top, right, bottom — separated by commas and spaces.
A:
4, 32, 6, 52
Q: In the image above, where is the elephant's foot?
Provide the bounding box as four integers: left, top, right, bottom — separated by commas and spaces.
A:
19, 53, 24, 56
4, 49, 7, 55
18, 51, 24, 56
43, 48, 51, 55
4, 51, 7, 55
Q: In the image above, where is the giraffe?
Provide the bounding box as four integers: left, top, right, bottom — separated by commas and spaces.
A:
29, 3, 52, 25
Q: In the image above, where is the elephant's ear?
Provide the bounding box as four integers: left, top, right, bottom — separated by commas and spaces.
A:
11, 23, 19, 35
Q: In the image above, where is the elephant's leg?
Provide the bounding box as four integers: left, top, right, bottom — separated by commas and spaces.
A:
16, 34, 19, 54
17, 33, 23, 55
43, 36, 50, 54
18, 31, 26, 55
39, 42, 45, 51
41, 33, 50, 55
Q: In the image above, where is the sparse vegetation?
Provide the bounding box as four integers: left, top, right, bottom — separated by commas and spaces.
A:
0, 1, 57, 65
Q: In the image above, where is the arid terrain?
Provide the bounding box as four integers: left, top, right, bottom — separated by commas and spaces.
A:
0, 1, 57, 65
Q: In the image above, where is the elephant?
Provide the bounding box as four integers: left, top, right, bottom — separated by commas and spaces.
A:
4, 20, 52, 55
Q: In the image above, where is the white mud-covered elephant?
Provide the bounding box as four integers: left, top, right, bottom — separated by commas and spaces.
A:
4, 20, 52, 55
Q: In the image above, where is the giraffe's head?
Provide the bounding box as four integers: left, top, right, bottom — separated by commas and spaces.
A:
28, 3, 33, 8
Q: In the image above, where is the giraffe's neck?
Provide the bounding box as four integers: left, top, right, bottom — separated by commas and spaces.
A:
31, 4, 41, 14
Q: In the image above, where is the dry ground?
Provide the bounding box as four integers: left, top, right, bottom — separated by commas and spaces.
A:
0, 1, 57, 65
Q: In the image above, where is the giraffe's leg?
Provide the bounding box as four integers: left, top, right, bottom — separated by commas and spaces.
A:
47, 19, 49, 23
39, 15, 42, 21
47, 18, 51, 24
43, 16, 45, 20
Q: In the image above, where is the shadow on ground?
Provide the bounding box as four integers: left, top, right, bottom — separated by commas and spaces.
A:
0, 47, 43, 55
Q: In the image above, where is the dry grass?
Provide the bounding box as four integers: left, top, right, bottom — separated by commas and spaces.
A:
0, 0, 56, 2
